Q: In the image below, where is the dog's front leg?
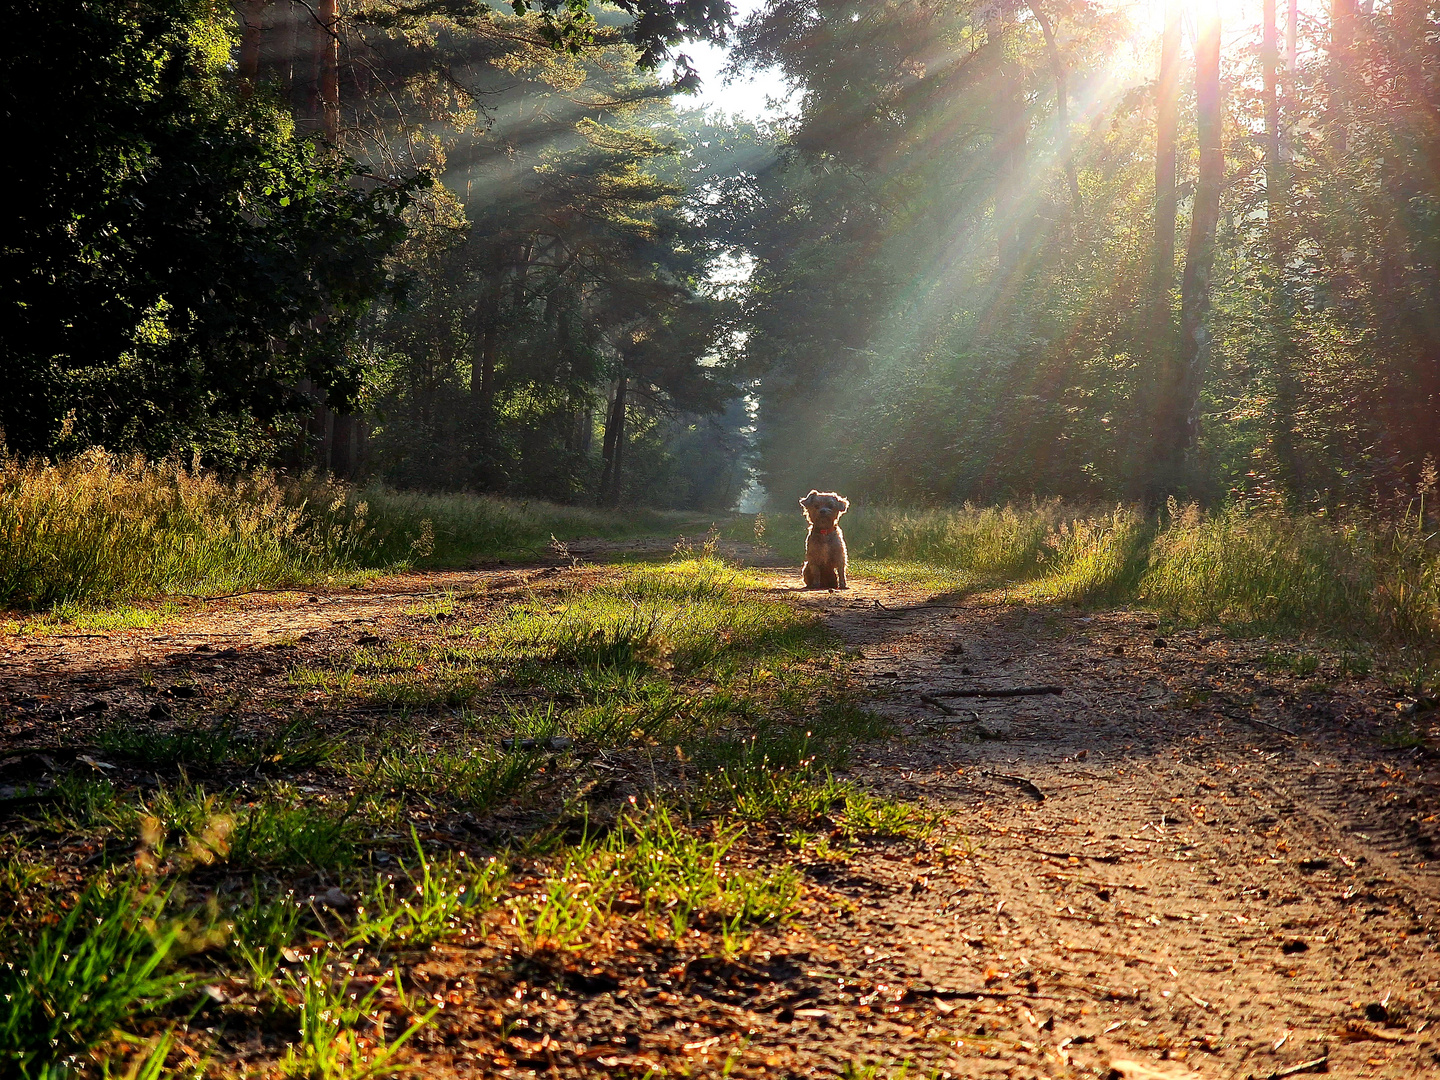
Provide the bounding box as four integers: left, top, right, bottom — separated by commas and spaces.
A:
837, 563, 848, 589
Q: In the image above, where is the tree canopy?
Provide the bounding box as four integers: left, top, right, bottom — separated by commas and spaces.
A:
5, 0, 1438, 512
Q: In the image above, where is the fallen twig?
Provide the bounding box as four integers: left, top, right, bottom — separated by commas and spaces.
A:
931, 686, 1063, 699
1220, 710, 1297, 737
919, 694, 957, 716
869, 598, 906, 618
1256, 1058, 1329, 1079
983, 771, 1045, 801
1033, 849, 1123, 864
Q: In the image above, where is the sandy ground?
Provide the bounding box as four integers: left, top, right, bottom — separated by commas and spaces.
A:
3, 546, 1438, 1079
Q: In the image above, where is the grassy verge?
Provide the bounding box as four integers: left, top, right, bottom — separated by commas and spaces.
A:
749, 498, 1440, 652
0, 557, 928, 1077
0, 450, 696, 611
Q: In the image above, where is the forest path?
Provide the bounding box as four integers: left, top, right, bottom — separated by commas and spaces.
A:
3, 547, 1439, 1078
765, 569, 1440, 1079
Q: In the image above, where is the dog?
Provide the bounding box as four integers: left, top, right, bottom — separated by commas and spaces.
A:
800, 490, 849, 590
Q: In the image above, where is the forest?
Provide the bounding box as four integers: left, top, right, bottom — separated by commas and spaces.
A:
4, 0, 1440, 1077
7, 0, 1437, 511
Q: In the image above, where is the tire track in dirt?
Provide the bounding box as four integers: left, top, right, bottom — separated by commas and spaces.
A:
769, 571, 1440, 1079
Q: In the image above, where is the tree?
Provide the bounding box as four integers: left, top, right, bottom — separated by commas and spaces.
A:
345, 8, 738, 502
0, 0, 416, 461
1151, 3, 1222, 492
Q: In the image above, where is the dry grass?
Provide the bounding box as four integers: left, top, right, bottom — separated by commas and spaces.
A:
0, 450, 689, 611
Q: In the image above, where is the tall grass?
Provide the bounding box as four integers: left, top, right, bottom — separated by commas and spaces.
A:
0, 450, 687, 610
758, 497, 1440, 646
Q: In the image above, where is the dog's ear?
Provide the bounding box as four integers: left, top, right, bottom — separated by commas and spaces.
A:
835, 496, 850, 513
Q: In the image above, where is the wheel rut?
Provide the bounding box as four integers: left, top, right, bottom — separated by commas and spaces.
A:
769, 569, 1440, 1078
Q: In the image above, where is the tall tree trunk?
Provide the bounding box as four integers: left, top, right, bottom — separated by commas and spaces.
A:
239, 0, 265, 92
319, 0, 340, 142
472, 262, 504, 421
1263, 0, 1280, 190
598, 374, 627, 506
296, 0, 322, 129
1285, 0, 1298, 70
1265, 0, 1301, 492
1151, 0, 1182, 338
990, 5, 1027, 276
1133, 0, 1183, 497
1327, 0, 1354, 159
1151, 2, 1223, 493
470, 258, 505, 489
277, 1, 300, 94
1028, 1, 1081, 222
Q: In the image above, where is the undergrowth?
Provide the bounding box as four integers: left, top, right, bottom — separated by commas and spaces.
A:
749, 496, 1440, 648
0, 450, 690, 610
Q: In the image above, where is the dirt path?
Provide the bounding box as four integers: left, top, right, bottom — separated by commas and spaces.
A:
775, 573, 1440, 1079
3, 553, 1438, 1078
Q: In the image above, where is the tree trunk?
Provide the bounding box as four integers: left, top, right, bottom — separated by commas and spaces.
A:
472, 263, 504, 424
1327, 0, 1354, 158
239, 0, 265, 92
1152, 0, 1182, 337
1285, 0, 1298, 70
599, 374, 627, 506
1265, 0, 1301, 492
296, 0, 322, 129
1263, 0, 1280, 192
990, 6, 1027, 276
1028, 1, 1081, 222
1132, 0, 1183, 497
1151, 2, 1223, 493
319, 0, 340, 143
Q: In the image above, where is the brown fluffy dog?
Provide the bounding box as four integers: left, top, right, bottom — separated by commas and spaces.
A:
800, 490, 849, 589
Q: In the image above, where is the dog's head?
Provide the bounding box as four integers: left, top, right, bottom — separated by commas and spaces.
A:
800, 489, 849, 528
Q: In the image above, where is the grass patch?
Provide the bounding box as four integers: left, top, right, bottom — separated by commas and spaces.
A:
742, 498, 1439, 650
1, 558, 925, 1076
46, 778, 360, 872
278, 951, 437, 1080
0, 450, 697, 611
97, 717, 335, 772
512, 803, 802, 951
0, 880, 190, 1075
2, 600, 190, 637
711, 761, 934, 841
351, 743, 546, 817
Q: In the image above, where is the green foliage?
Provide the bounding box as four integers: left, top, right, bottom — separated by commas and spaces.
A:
352, 19, 741, 504
3, 0, 417, 463
732, 0, 1440, 510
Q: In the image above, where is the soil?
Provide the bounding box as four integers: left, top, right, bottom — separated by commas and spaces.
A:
3, 544, 1439, 1080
